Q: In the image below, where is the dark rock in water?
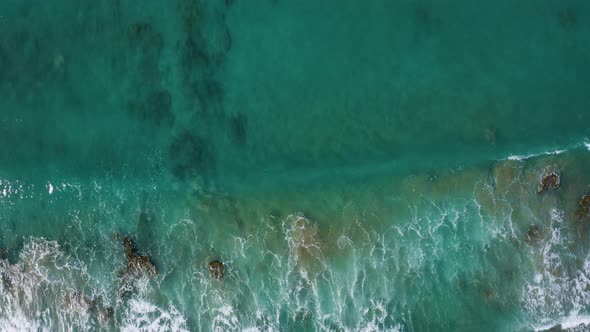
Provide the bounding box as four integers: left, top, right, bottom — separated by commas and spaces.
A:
0, 248, 8, 260
64, 292, 96, 311
1, 271, 11, 290
128, 255, 158, 277
525, 224, 544, 244
209, 260, 224, 280
543, 324, 565, 332
538, 173, 560, 193
123, 236, 157, 277
123, 236, 134, 260
540, 322, 589, 332
64, 292, 114, 323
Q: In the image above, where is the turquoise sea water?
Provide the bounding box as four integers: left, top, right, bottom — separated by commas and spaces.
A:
1, 1, 590, 331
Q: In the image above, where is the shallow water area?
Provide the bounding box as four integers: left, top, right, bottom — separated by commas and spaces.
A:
2, 0, 590, 331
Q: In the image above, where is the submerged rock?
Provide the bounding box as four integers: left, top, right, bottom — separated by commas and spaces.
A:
128, 255, 158, 277
209, 260, 224, 280
123, 236, 134, 259
525, 224, 544, 244
64, 292, 96, 311
123, 236, 157, 277
63, 292, 114, 323
538, 172, 560, 193
580, 195, 590, 215
483, 288, 496, 300
483, 126, 497, 145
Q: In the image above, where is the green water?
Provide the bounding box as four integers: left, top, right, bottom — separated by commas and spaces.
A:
1, 1, 590, 331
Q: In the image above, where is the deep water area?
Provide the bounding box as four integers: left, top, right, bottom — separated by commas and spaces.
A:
1, 1, 590, 331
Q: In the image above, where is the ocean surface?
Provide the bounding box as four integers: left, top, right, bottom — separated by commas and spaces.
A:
1, 1, 590, 331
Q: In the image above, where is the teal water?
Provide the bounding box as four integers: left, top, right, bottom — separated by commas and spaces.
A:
1, 1, 590, 331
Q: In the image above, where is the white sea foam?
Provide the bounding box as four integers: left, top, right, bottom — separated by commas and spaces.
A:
507, 155, 528, 161
0, 237, 125, 331
122, 298, 188, 332
523, 209, 590, 331
506, 149, 566, 161
10, 173, 590, 331
506, 140, 590, 161
2, 235, 186, 331
211, 304, 240, 332
0, 312, 40, 332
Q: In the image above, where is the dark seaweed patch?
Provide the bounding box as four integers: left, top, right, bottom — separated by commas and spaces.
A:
413, 4, 441, 36
127, 22, 164, 87
223, 25, 232, 54
128, 22, 164, 55
229, 112, 247, 144
190, 79, 225, 116
182, 38, 210, 69
559, 8, 576, 28
203, 79, 224, 99
146, 90, 174, 125
127, 89, 174, 126
0, 46, 5, 80
415, 6, 431, 25
169, 131, 215, 179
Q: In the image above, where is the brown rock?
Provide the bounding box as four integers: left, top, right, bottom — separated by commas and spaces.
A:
209, 260, 224, 280
123, 237, 134, 260
128, 255, 157, 277
538, 173, 560, 193
123, 236, 157, 277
